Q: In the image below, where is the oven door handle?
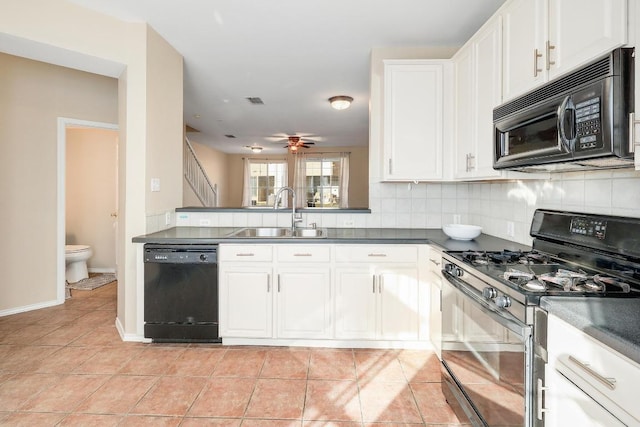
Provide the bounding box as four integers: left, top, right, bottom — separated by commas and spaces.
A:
442, 269, 531, 339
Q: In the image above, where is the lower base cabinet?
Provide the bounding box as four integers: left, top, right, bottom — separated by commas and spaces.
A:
219, 243, 428, 345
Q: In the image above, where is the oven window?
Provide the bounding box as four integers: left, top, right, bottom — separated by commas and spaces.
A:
507, 113, 558, 155
442, 284, 526, 426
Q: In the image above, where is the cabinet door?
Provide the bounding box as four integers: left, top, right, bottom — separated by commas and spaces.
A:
502, 0, 545, 100
547, 0, 627, 80
383, 61, 444, 181
219, 266, 272, 338
472, 16, 503, 178
276, 267, 332, 339
453, 44, 475, 179
428, 270, 442, 359
378, 266, 419, 340
335, 269, 377, 339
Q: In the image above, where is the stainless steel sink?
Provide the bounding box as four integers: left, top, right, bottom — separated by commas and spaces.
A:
228, 227, 328, 238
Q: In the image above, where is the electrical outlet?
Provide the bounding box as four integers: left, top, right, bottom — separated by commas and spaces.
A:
165, 212, 171, 225
343, 220, 355, 227
199, 218, 211, 226
507, 221, 515, 238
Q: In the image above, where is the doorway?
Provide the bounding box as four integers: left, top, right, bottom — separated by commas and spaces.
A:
57, 118, 118, 302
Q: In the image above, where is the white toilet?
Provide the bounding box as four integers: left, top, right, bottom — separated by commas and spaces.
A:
65, 245, 93, 283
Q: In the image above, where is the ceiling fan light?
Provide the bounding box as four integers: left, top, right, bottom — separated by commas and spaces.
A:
329, 95, 353, 110
245, 145, 263, 153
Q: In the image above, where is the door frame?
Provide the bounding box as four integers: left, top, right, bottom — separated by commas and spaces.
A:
56, 117, 119, 303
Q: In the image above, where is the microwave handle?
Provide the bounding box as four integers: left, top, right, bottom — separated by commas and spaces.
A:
558, 96, 576, 152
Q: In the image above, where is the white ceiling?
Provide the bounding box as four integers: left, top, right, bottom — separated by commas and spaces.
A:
70, 0, 506, 154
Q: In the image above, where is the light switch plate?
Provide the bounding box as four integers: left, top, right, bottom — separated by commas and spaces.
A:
150, 178, 160, 192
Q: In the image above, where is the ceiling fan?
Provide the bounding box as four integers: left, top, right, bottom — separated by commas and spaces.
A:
266, 134, 321, 152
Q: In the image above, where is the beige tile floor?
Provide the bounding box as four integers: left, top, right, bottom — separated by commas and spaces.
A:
0, 282, 467, 426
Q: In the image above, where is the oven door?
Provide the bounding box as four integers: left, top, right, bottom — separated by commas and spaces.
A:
494, 93, 572, 170
441, 270, 534, 427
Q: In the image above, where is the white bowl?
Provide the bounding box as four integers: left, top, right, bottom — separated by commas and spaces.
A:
443, 224, 482, 240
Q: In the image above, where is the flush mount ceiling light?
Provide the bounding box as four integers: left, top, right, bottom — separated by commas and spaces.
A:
329, 95, 353, 110
245, 145, 263, 153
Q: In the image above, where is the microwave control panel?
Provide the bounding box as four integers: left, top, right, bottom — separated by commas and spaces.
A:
574, 97, 602, 150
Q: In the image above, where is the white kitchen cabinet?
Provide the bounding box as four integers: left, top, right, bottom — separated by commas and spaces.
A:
219, 245, 273, 338
334, 245, 421, 341
545, 314, 640, 426
382, 60, 452, 181
426, 246, 443, 358
275, 245, 332, 339
453, 15, 503, 180
502, 0, 627, 101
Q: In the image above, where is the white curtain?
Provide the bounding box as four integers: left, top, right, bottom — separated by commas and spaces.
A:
339, 152, 350, 208
241, 157, 252, 206
293, 153, 307, 208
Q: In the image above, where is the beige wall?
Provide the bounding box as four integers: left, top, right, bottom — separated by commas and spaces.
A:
66, 127, 118, 272
1, 1, 183, 338
202, 146, 369, 208
0, 53, 118, 311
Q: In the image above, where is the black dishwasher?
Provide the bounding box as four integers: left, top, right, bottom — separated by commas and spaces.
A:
143, 244, 220, 343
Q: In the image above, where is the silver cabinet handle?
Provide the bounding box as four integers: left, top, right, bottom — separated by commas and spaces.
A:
293, 253, 312, 257
567, 355, 616, 390
372, 275, 376, 293
430, 258, 441, 267
368, 253, 387, 257
546, 40, 556, 70
388, 158, 393, 174
534, 48, 543, 77
379, 275, 384, 293
267, 275, 271, 292
629, 112, 636, 153
236, 253, 255, 257
537, 378, 549, 420
277, 274, 281, 292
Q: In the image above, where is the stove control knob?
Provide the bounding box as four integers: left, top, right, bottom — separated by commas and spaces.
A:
495, 295, 512, 309
444, 264, 464, 277
199, 254, 208, 262
482, 287, 497, 300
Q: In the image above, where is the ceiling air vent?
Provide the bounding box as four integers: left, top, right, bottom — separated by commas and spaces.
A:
246, 97, 264, 105
225, 134, 236, 139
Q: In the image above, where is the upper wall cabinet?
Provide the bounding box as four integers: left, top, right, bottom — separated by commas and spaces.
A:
382, 60, 453, 181
453, 15, 503, 180
503, 0, 627, 101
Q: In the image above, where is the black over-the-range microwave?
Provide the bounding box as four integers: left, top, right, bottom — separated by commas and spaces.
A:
493, 48, 635, 172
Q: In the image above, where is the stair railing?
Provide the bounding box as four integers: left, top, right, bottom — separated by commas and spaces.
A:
184, 136, 217, 207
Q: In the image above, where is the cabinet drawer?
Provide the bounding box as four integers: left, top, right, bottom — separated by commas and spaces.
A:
335, 245, 418, 263
549, 315, 640, 424
277, 245, 331, 262
219, 244, 273, 262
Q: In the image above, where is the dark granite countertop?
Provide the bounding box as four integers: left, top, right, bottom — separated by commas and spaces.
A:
540, 297, 640, 365
132, 226, 530, 252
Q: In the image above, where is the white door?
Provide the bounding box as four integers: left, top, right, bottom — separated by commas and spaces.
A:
502, 0, 545, 101
378, 266, 419, 340
219, 267, 272, 338
547, 0, 627, 80
276, 267, 332, 339
335, 269, 377, 339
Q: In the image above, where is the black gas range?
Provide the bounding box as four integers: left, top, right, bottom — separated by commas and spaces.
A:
443, 210, 640, 323
439, 209, 640, 427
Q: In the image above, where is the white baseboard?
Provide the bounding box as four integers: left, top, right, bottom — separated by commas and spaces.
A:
89, 267, 116, 274
221, 337, 434, 350
115, 317, 150, 343
0, 298, 63, 317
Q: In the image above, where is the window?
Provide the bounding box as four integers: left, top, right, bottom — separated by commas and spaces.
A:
294, 153, 349, 208
242, 159, 288, 207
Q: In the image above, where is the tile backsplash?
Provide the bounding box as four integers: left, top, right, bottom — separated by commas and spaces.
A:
171, 169, 640, 246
